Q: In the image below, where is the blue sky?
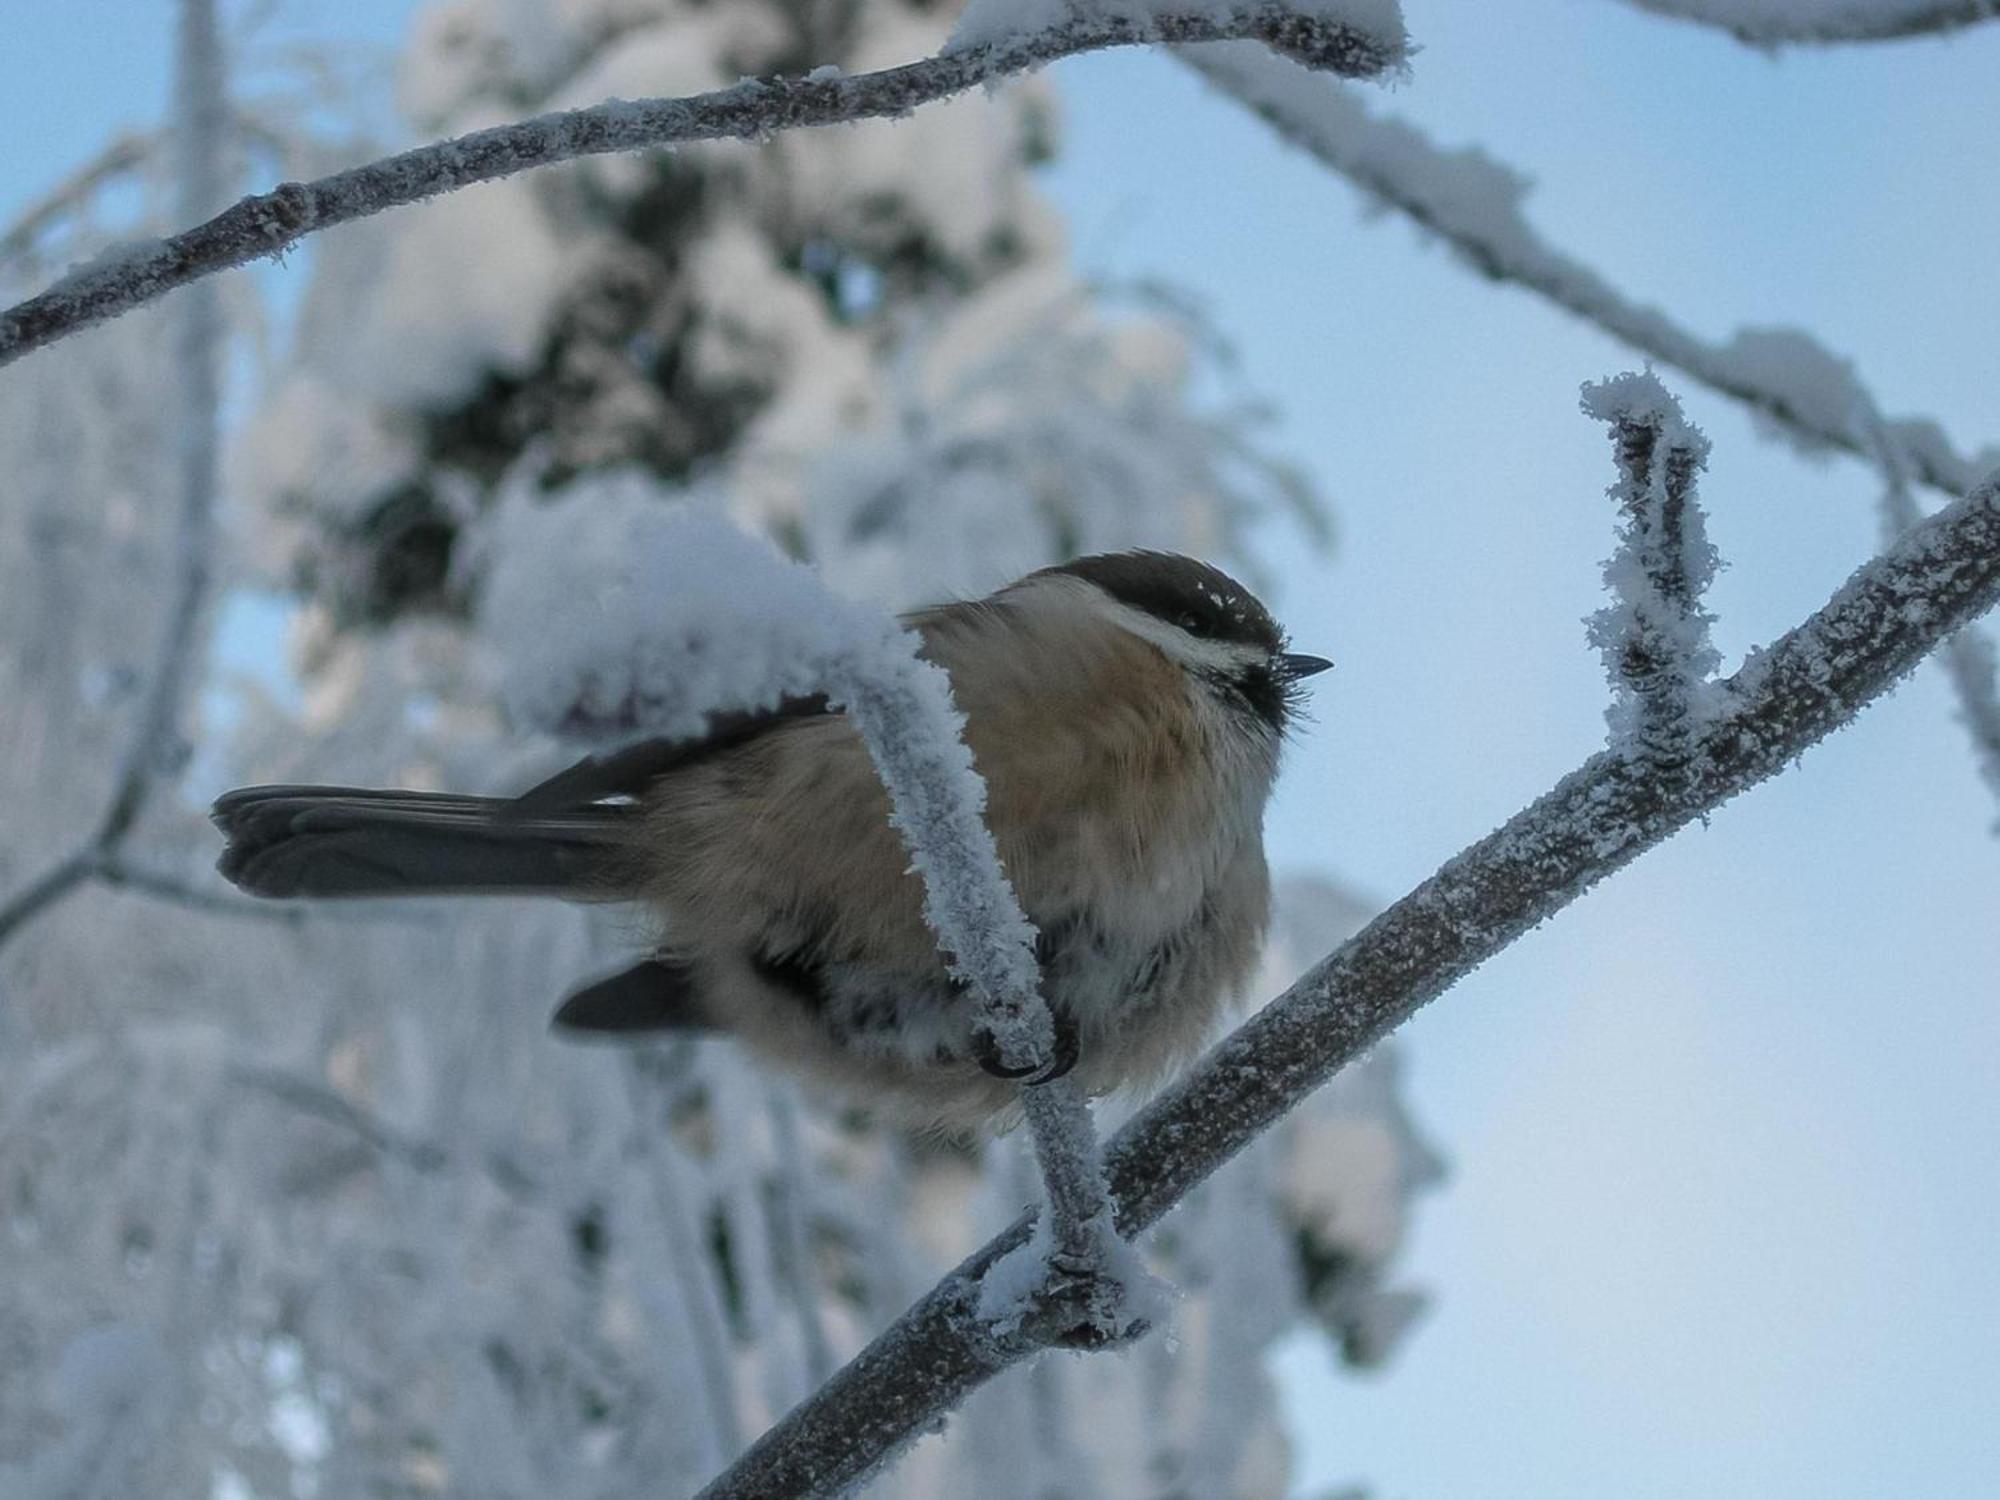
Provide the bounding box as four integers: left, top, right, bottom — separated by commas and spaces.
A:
5, 3, 1997, 1496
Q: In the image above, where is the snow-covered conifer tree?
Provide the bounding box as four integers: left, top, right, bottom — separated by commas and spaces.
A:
0, 3, 1436, 1496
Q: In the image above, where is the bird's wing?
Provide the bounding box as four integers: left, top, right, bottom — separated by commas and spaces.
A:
505, 602, 990, 817
505, 694, 834, 816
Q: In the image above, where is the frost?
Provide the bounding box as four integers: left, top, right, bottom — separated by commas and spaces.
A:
948, 0, 1412, 62
1581, 372, 1722, 761
1709, 326, 1866, 454
1183, 43, 1984, 498
1620, 0, 1999, 44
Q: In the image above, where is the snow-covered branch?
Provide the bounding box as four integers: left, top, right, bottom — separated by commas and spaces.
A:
1583, 374, 1720, 776
698, 459, 2000, 1500
1181, 43, 2000, 821
1179, 44, 1981, 499
0, 2, 1407, 369
488, 494, 1142, 1340
1860, 411, 2000, 817
1620, 0, 2000, 45
0, 0, 229, 958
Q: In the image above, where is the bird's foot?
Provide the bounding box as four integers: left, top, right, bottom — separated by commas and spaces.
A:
971, 1005, 1079, 1086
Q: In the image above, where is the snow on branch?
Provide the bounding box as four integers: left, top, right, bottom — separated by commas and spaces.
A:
1181, 43, 2000, 824
1619, 0, 2000, 45
1178, 44, 1982, 500
483, 485, 1143, 1333
1859, 409, 2000, 819
698, 466, 2000, 1500
1582, 374, 1721, 773
0, 2, 1408, 370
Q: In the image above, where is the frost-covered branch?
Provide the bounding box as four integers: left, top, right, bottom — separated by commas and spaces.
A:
1179, 44, 1982, 500
0, 2, 1408, 369
698, 463, 2000, 1500
488, 498, 1140, 1341
831, 653, 1130, 1295
1583, 374, 1720, 776
1860, 410, 2000, 817
1183, 43, 2000, 819
1620, 0, 2000, 45
0, 0, 229, 959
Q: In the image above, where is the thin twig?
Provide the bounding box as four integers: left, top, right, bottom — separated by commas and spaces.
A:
0, 8, 227, 960
1621, 0, 2000, 46
0, 134, 151, 266
224, 1059, 541, 1195
1859, 409, 2000, 816
766, 1088, 839, 1389
97, 857, 309, 923
0, 3, 1406, 368
1583, 374, 1719, 779
226, 1061, 450, 1173
0, 851, 99, 950
696, 467, 2000, 1500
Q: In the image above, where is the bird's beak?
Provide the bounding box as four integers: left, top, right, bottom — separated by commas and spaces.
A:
1276, 652, 1334, 681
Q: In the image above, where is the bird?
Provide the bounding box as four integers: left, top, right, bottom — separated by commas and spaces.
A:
212, 551, 1331, 1127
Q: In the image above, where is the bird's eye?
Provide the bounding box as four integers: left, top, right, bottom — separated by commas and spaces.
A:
1174, 611, 1204, 634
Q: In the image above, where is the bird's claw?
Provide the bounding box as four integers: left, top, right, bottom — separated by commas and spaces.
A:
972, 1006, 1079, 1085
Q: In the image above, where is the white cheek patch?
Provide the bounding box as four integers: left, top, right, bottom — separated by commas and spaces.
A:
1089, 595, 1267, 678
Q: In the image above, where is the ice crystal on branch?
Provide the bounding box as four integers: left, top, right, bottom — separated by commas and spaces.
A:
1582, 373, 1721, 772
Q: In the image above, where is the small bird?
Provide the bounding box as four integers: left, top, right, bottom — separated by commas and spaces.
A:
213, 552, 1330, 1126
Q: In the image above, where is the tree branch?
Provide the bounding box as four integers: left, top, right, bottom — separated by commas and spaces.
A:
0, 134, 151, 268
1181, 43, 2000, 821
832, 643, 1140, 1341
1860, 409, 2000, 818
1583, 374, 1720, 780
0, 2, 1407, 369
1619, 0, 2000, 46
697, 463, 2000, 1500
0, 3, 227, 960
1178, 44, 1982, 499
0, 852, 98, 951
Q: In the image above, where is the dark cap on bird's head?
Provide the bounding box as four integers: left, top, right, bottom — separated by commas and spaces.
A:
1040, 551, 1284, 651
1039, 550, 1330, 676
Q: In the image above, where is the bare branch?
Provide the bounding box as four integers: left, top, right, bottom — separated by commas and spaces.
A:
0, 134, 151, 268
226, 1061, 451, 1174
766, 1088, 839, 1389
225, 1059, 544, 1196
1178, 45, 1982, 500
698, 467, 2000, 1500
1620, 0, 2000, 46
0, 851, 99, 951
0, 1, 227, 959
0, 3, 1408, 369
96, 857, 309, 923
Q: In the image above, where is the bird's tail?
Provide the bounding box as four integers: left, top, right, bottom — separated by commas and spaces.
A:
212, 785, 639, 899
